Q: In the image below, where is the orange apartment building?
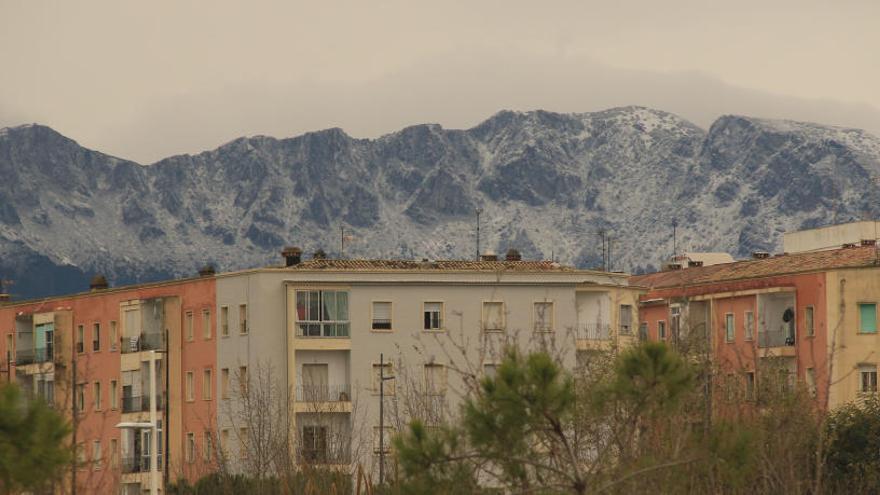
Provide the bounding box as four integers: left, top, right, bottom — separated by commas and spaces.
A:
631, 244, 880, 413
0, 272, 217, 495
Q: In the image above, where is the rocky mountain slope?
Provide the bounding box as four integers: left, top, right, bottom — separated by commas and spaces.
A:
1, 106, 879, 299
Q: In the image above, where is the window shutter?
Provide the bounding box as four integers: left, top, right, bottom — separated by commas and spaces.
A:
860, 304, 877, 333
373, 302, 391, 320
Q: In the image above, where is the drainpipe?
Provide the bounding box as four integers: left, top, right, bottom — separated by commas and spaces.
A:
149, 351, 159, 495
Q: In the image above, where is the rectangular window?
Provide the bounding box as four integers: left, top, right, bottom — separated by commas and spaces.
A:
482, 302, 505, 332
92, 323, 101, 351
110, 380, 118, 409
425, 363, 447, 395
745, 372, 756, 401
92, 440, 102, 469
203, 309, 212, 339
94, 381, 102, 411
670, 306, 681, 340
5, 334, 12, 363
301, 426, 328, 463
806, 368, 817, 398
110, 321, 118, 351
239, 428, 249, 459
239, 304, 248, 334
302, 363, 329, 400
372, 363, 395, 395
725, 314, 735, 343
204, 431, 213, 461
185, 311, 194, 341
859, 364, 878, 393
373, 426, 394, 454
239, 366, 248, 395
658, 321, 666, 340
295, 291, 350, 337
372, 302, 393, 330
533, 302, 554, 332
638, 322, 648, 341
220, 306, 229, 337
483, 363, 498, 379
203, 368, 212, 400
186, 433, 195, 463
859, 303, 877, 333
619, 305, 633, 334
745, 311, 754, 341
805, 306, 815, 337
76, 384, 85, 412
110, 438, 118, 468
725, 373, 736, 402
186, 371, 194, 402
221, 368, 229, 399
77, 325, 84, 354
424, 302, 443, 330
220, 429, 230, 456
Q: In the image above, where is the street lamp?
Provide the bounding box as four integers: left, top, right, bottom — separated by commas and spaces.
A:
378, 352, 396, 485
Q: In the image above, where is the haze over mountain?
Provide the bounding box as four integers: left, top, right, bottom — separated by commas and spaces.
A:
2, 106, 879, 299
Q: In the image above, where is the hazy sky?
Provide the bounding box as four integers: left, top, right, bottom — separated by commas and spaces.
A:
1, 0, 878, 163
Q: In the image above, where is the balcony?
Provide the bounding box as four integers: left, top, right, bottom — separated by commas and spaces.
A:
121, 454, 163, 474
15, 344, 56, 366
121, 332, 164, 354
122, 394, 164, 413
296, 322, 350, 338
577, 323, 612, 341
758, 325, 796, 348
297, 448, 351, 467
296, 384, 351, 403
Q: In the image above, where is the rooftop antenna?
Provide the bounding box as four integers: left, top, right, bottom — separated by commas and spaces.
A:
597, 230, 607, 271
475, 208, 483, 260
672, 219, 678, 258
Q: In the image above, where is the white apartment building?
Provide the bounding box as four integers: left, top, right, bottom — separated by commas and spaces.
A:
214, 249, 641, 476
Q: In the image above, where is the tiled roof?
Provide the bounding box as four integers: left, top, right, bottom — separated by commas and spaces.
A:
631, 246, 880, 289
284, 258, 582, 273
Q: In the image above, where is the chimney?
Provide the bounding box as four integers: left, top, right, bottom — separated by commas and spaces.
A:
505, 248, 522, 262
313, 249, 327, 260
89, 275, 109, 291
282, 246, 302, 267
480, 251, 498, 262
861, 239, 877, 247
198, 264, 216, 277
752, 251, 770, 259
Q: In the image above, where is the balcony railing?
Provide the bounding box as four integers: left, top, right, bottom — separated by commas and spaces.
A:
577, 323, 612, 341
121, 332, 164, 354
297, 448, 351, 466
296, 384, 352, 402
758, 325, 795, 348
121, 454, 163, 474
122, 394, 164, 413
15, 344, 56, 365
296, 322, 350, 338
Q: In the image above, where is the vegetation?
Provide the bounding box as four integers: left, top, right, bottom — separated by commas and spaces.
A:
0, 383, 71, 495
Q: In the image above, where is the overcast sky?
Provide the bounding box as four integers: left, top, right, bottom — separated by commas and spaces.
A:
1, 0, 878, 163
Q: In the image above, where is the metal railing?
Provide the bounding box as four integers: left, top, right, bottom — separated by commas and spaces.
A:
121, 332, 164, 354
576, 323, 612, 340
295, 322, 350, 338
15, 344, 56, 365
296, 384, 352, 402
371, 319, 392, 330
122, 394, 163, 413
297, 448, 351, 466
758, 325, 795, 348
121, 454, 163, 474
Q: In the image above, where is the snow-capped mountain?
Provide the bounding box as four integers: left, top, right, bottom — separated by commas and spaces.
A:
2, 106, 880, 299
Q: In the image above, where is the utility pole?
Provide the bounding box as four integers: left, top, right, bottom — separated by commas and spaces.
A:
672, 219, 678, 258
378, 353, 395, 486
72, 354, 77, 495
340, 226, 345, 258
475, 208, 483, 260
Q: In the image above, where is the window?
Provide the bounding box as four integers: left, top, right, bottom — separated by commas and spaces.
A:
185, 311, 194, 341
92, 440, 102, 469
372, 363, 395, 395
725, 314, 735, 343
220, 429, 230, 456
76, 384, 85, 412
221, 368, 229, 399
94, 381, 102, 410
483, 363, 498, 379
372, 302, 392, 330
658, 321, 667, 340
186, 433, 195, 463
301, 426, 329, 463
806, 368, 817, 398
805, 306, 815, 337
638, 322, 648, 341
859, 364, 878, 393
424, 302, 443, 330
239, 304, 248, 334
425, 363, 447, 395
859, 303, 877, 333
670, 306, 681, 340
482, 302, 505, 332
5, 334, 12, 363
302, 364, 329, 400
619, 305, 633, 334
203, 309, 212, 339
295, 291, 350, 337
220, 306, 229, 337
92, 323, 101, 351
76, 325, 84, 353
204, 431, 213, 461
186, 371, 194, 402
239, 428, 249, 459
745, 372, 756, 401
110, 321, 118, 351
110, 380, 118, 409
239, 366, 249, 395
533, 302, 554, 332
110, 438, 118, 468
373, 426, 394, 454
745, 312, 754, 341
203, 368, 212, 400
76, 443, 86, 467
